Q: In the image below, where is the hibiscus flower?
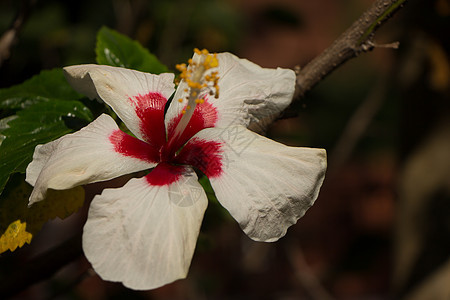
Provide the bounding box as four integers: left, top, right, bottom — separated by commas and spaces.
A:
26, 50, 326, 290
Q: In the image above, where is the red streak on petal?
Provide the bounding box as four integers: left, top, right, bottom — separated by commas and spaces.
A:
110, 129, 159, 163
145, 163, 185, 186
175, 138, 223, 178
167, 96, 218, 153
130, 92, 167, 148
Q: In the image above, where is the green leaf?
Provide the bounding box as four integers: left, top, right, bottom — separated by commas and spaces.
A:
0, 174, 85, 253
96, 26, 169, 74
0, 69, 83, 112
0, 100, 93, 194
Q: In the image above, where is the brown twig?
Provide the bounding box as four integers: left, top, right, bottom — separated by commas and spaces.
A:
0, 0, 36, 67
294, 0, 407, 99
286, 242, 335, 300
329, 78, 388, 173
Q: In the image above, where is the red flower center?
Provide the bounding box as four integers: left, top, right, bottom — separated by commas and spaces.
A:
110, 92, 224, 185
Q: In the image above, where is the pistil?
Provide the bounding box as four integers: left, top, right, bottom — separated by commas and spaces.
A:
167, 49, 219, 152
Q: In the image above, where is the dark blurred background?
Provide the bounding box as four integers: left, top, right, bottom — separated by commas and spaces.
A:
0, 0, 449, 299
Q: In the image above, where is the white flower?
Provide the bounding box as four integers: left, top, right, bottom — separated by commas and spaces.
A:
26, 51, 327, 290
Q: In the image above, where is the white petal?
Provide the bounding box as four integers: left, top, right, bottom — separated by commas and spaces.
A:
165, 52, 295, 134
26, 114, 155, 205
63, 64, 175, 141
82, 166, 207, 290
191, 126, 327, 242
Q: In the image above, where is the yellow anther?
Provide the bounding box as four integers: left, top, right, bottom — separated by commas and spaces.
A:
186, 105, 191, 110
178, 98, 183, 103
188, 81, 203, 89
176, 63, 186, 71
181, 109, 186, 114
204, 54, 218, 69
195, 98, 205, 104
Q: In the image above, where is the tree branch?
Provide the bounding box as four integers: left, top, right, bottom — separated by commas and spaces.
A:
0, 0, 36, 67
294, 0, 407, 99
